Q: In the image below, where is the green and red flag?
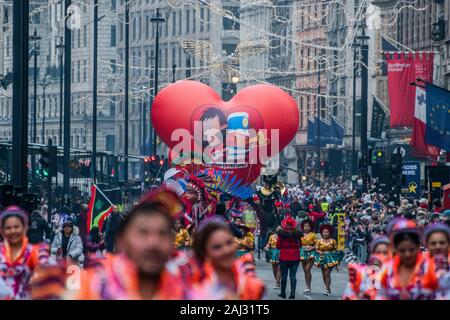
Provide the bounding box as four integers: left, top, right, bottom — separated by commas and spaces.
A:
87, 184, 114, 233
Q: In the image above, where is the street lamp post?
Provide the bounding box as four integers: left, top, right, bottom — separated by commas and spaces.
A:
124, 2, 130, 182
351, 41, 361, 176
316, 53, 324, 184
31, 29, 41, 144
141, 86, 147, 155
40, 77, 49, 145
92, 0, 99, 181
357, 25, 370, 193
12, 0, 30, 191
151, 9, 165, 156
63, 0, 73, 204
56, 37, 64, 147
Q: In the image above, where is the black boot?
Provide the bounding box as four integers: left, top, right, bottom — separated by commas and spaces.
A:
279, 278, 287, 299
289, 279, 297, 299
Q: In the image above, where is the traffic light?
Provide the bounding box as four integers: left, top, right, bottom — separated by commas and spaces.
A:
320, 160, 325, 170
372, 149, 385, 164
39, 145, 57, 178
390, 151, 403, 202
143, 156, 153, 186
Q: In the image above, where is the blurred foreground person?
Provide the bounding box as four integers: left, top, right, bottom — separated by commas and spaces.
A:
0, 206, 49, 299
376, 219, 439, 300
103, 205, 126, 253
343, 236, 390, 300
423, 223, 450, 300
68, 190, 187, 300
84, 227, 106, 267
423, 223, 450, 259
190, 217, 265, 300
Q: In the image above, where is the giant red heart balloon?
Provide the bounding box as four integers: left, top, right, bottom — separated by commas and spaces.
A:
152, 81, 299, 184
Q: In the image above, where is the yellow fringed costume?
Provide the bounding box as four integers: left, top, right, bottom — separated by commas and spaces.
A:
235, 232, 255, 258
300, 232, 317, 261
174, 228, 191, 249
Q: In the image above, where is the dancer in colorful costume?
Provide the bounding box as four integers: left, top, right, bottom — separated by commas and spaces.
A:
376, 218, 439, 300
299, 219, 316, 294
422, 223, 450, 300
314, 223, 342, 296
0, 206, 49, 300
233, 217, 255, 258
68, 189, 189, 300
342, 236, 390, 300
189, 217, 265, 300
173, 218, 191, 250
264, 229, 280, 288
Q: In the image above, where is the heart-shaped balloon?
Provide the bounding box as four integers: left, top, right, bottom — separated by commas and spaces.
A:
152, 81, 299, 184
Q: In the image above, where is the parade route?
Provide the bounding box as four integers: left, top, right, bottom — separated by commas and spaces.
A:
254, 257, 347, 300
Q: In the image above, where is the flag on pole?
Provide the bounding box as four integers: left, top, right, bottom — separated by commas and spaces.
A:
87, 184, 114, 233
425, 84, 450, 152
410, 86, 440, 158
386, 52, 434, 127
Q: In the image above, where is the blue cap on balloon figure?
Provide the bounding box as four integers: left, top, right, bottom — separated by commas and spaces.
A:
226, 112, 250, 160
227, 112, 250, 136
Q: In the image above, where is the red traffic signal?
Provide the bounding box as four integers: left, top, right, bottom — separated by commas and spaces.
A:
159, 159, 164, 166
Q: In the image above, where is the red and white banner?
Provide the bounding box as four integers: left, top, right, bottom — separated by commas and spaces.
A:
386, 52, 434, 127
410, 87, 440, 159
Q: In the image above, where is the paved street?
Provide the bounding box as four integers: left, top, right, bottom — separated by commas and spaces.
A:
254, 256, 347, 300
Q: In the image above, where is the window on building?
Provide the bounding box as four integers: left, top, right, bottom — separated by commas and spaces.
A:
223, 6, 240, 31
111, 25, 117, 46
165, 48, 168, 69
72, 62, 75, 83
165, 13, 168, 37
77, 61, 81, 82
133, 18, 136, 40
146, 15, 150, 39
222, 43, 237, 56
186, 10, 190, 34
119, 21, 123, 42
138, 52, 141, 76
106, 135, 115, 152
172, 12, 176, 36
200, 8, 204, 32
83, 25, 87, 47
111, 0, 116, 10
178, 11, 182, 35
172, 47, 176, 66
207, 8, 211, 31
6, 37, 10, 57
83, 60, 87, 82
131, 124, 136, 149
190, 9, 195, 34
111, 59, 117, 73
145, 50, 149, 70
110, 100, 115, 117
77, 29, 81, 48
138, 16, 142, 40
